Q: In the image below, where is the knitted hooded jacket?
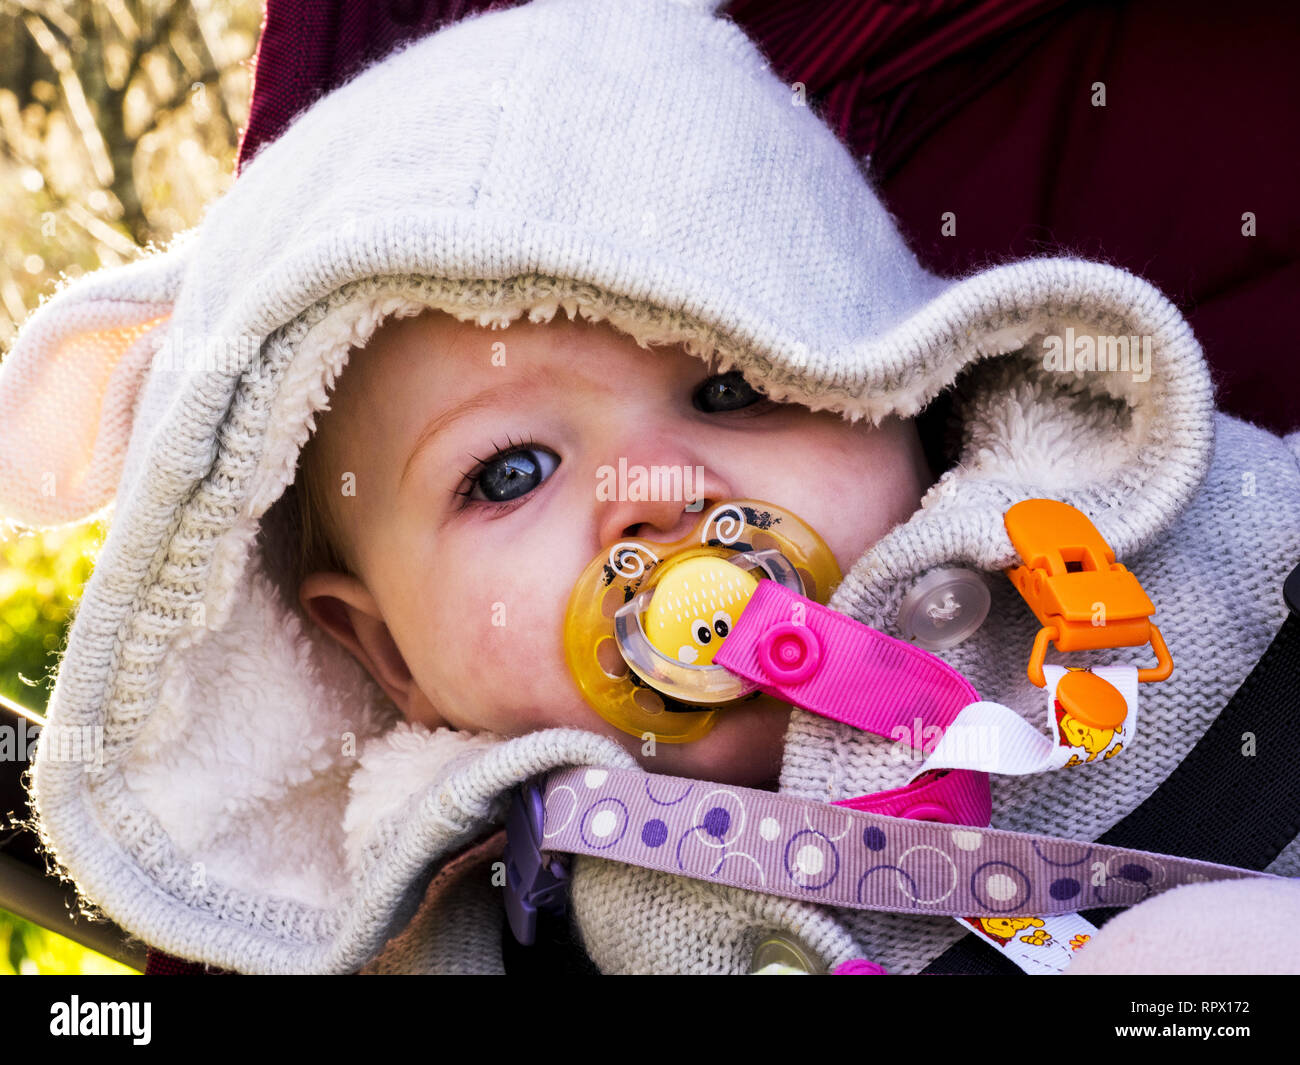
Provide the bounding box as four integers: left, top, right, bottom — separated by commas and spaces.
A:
1, 0, 1298, 975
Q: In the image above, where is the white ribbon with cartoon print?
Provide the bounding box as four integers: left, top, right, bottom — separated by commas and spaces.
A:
903, 664, 1138, 972
905, 665, 1139, 783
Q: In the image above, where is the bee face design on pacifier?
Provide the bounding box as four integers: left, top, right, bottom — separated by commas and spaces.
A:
563, 500, 842, 743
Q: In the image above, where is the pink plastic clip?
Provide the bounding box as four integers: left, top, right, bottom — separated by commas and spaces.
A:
834, 959, 888, 975
756, 622, 821, 684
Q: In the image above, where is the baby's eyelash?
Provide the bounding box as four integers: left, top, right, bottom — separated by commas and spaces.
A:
452, 433, 542, 508
449, 375, 775, 511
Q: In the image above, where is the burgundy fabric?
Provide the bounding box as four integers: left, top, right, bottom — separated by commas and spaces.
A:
232, 0, 1298, 436
860, 0, 1300, 438
725, 0, 1070, 156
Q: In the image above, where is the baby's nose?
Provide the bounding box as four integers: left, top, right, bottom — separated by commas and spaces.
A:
595, 469, 732, 550
624, 501, 716, 544
596, 497, 713, 551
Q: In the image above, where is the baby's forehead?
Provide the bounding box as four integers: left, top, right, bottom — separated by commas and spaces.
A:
353, 307, 708, 393
312, 307, 703, 464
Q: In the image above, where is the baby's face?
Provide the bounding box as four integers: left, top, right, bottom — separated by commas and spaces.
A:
299, 310, 934, 786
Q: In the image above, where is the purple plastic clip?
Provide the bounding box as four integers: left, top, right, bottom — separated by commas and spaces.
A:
503, 777, 570, 946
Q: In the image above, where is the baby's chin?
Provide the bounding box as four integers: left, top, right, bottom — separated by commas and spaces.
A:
615, 693, 793, 790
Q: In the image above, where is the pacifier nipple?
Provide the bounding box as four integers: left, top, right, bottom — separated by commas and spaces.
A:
563, 500, 842, 743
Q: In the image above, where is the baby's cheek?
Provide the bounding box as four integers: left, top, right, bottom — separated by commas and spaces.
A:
459, 605, 582, 735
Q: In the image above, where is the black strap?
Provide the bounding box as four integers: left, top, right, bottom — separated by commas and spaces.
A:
501, 905, 601, 975
923, 598, 1300, 974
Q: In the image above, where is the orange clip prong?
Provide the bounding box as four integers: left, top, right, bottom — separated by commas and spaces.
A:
1137, 623, 1173, 683
1026, 625, 1057, 688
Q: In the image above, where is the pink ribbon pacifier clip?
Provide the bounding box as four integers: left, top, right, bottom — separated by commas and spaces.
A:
713, 580, 1100, 972
714, 579, 981, 743
513, 581, 1280, 972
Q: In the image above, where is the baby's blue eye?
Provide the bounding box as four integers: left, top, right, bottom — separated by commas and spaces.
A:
693, 371, 768, 413
469, 446, 559, 503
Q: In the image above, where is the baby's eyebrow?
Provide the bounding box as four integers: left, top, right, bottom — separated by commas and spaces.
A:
397, 361, 569, 493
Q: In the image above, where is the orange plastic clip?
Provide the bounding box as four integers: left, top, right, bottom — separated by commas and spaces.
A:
1004, 499, 1173, 688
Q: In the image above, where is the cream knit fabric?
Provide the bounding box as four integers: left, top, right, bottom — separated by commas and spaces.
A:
1, 0, 1297, 974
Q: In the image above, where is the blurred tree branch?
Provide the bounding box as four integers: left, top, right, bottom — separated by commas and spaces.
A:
4, 0, 78, 42
139, 63, 221, 139
20, 9, 117, 188
0, 127, 137, 256
127, 0, 190, 80
0, 0, 256, 244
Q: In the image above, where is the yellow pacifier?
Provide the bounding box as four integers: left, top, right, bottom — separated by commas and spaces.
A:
564, 500, 842, 743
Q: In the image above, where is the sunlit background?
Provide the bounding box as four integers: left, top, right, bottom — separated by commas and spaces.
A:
0, 0, 262, 974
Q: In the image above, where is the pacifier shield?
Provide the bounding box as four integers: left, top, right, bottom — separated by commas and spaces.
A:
563, 500, 842, 743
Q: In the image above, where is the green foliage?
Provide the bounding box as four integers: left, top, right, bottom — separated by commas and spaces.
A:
0, 520, 106, 713
1, 520, 125, 975
0, 908, 138, 975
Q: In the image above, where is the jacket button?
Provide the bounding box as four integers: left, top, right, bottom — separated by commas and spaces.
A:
896, 567, 990, 649
750, 933, 826, 974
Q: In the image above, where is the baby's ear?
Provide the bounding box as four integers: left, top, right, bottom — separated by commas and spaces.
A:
0, 236, 193, 529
